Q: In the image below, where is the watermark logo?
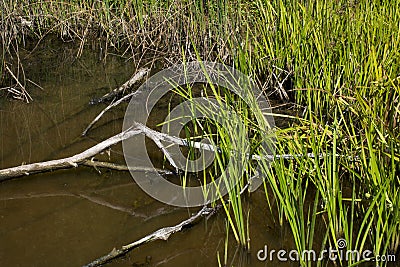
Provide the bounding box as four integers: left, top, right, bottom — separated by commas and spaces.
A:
122, 61, 275, 207
337, 238, 347, 249
257, 238, 396, 263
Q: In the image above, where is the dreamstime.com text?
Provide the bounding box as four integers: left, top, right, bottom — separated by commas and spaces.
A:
257, 239, 396, 263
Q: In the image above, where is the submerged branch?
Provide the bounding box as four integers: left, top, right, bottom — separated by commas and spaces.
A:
0, 191, 148, 218
83, 68, 150, 136
81, 160, 174, 175
83, 205, 213, 267
83, 182, 251, 267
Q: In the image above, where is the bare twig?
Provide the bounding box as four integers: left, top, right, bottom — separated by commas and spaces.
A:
90, 67, 150, 105
151, 135, 180, 171
5, 65, 32, 102
26, 79, 44, 90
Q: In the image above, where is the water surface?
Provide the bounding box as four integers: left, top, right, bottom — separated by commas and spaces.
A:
0, 40, 299, 267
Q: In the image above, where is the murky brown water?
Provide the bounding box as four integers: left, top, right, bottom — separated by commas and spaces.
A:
0, 40, 306, 267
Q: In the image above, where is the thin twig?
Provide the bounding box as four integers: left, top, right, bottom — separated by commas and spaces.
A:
151, 136, 180, 171
89, 67, 149, 105
5, 65, 32, 102
26, 79, 44, 90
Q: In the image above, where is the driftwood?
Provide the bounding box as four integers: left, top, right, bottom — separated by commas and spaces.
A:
83, 205, 215, 267
0, 127, 141, 181
83, 68, 150, 136
0, 115, 325, 183
89, 68, 149, 105
0, 122, 219, 182
83, 182, 250, 267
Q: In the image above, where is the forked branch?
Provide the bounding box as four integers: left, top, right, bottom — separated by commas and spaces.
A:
83, 68, 150, 136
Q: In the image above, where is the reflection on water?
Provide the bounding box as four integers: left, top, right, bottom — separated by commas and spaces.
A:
0, 39, 294, 267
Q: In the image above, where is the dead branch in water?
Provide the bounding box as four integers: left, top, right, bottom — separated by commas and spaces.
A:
83, 182, 250, 267
89, 67, 149, 105
1, 119, 295, 182
81, 160, 173, 175
83, 68, 150, 135
0, 127, 141, 181
0, 118, 310, 182
0, 122, 216, 182
83, 205, 214, 267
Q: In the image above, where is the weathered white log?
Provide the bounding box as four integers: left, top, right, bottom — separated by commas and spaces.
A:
0, 127, 142, 181
0, 121, 219, 181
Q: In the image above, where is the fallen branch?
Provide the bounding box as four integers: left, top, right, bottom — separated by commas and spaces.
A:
89, 67, 150, 105
0, 120, 217, 181
83, 68, 150, 136
2, 119, 325, 182
83, 182, 250, 267
0, 122, 211, 181
83, 205, 213, 267
135, 123, 321, 161
81, 160, 174, 175
0, 127, 141, 182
